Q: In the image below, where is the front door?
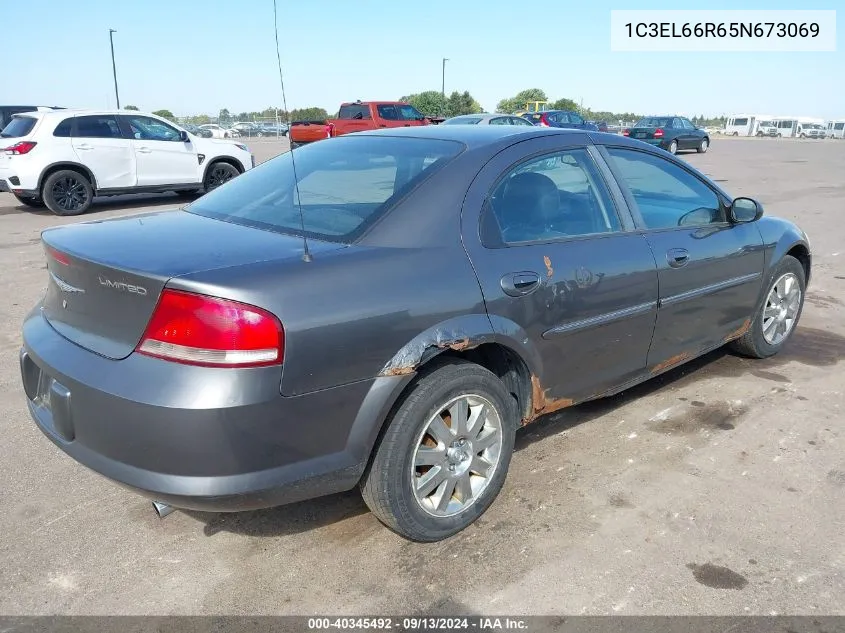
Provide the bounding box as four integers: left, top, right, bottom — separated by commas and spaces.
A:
461, 134, 659, 406
119, 115, 199, 185
70, 114, 135, 189
600, 145, 765, 373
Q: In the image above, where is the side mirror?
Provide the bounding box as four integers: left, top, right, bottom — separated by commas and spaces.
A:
179, 130, 189, 142
729, 197, 763, 223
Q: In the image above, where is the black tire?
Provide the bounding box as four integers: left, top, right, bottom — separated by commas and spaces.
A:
729, 255, 806, 359
41, 170, 93, 216
696, 138, 709, 153
203, 162, 240, 192
360, 360, 518, 542
13, 193, 45, 208
668, 139, 678, 154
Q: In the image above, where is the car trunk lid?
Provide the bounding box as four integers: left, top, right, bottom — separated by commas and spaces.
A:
40, 209, 344, 360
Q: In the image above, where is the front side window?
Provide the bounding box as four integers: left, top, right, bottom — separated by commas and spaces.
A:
187, 136, 463, 242
397, 105, 424, 120
487, 148, 621, 245
75, 115, 122, 139
606, 148, 724, 229
123, 116, 181, 141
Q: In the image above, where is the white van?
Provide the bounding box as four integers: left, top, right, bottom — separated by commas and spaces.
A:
724, 114, 755, 136
826, 120, 845, 139
774, 119, 797, 138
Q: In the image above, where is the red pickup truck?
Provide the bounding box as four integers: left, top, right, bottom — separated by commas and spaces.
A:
289, 101, 437, 147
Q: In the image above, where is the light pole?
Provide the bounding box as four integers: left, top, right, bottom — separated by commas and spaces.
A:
441, 57, 449, 116
109, 29, 120, 109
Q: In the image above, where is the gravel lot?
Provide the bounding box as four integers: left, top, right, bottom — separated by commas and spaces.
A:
0, 136, 842, 616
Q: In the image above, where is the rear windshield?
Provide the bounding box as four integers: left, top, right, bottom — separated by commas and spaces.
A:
443, 116, 482, 125
0, 116, 37, 138
187, 135, 464, 242
635, 117, 671, 128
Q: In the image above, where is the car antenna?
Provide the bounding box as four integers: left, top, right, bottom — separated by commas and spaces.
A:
273, 0, 311, 262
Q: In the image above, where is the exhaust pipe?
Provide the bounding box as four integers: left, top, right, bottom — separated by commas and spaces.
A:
152, 501, 174, 518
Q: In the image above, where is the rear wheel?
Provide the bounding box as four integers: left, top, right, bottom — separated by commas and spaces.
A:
360, 360, 517, 542
41, 170, 93, 216
668, 139, 678, 154
13, 193, 45, 208
729, 255, 806, 359
697, 138, 709, 153
203, 162, 240, 192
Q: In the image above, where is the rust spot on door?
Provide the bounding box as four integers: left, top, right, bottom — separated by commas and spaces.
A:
651, 352, 691, 374
724, 318, 751, 343
543, 256, 554, 279
525, 375, 575, 424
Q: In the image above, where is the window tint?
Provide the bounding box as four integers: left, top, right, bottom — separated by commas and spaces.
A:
488, 149, 621, 244
636, 117, 672, 128
489, 117, 509, 126
75, 115, 122, 139
187, 136, 463, 242
377, 105, 399, 120
397, 105, 424, 121
510, 117, 533, 126
338, 104, 371, 120
733, 117, 749, 126
569, 113, 584, 125
836, 123, 845, 130
123, 115, 180, 141
606, 148, 724, 229
682, 119, 695, 129
53, 118, 73, 137
777, 120, 794, 129
0, 116, 37, 138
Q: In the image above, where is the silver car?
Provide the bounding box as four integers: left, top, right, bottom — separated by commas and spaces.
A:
441, 113, 535, 126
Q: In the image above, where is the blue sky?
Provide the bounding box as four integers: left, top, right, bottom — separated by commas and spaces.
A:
8, 0, 842, 118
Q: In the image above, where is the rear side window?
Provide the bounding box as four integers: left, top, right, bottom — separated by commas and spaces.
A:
187, 136, 464, 242
53, 118, 73, 137
0, 116, 37, 138
75, 115, 122, 139
338, 104, 371, 120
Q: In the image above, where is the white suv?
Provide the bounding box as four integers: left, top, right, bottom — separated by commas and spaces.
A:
0, 109, 255, 215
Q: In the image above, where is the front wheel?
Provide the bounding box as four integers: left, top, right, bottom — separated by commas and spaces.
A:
13, 193, 45, 208
203, 162, 240, 192
697, 138, 709, 153
360, 360, 517, 542
41, 170, 93, 216
729, 255, 806, 359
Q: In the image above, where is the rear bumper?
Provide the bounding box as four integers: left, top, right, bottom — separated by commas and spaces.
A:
20, 308, 404, 512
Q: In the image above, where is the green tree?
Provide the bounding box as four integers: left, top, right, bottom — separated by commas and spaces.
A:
496, 89, 548, 114
551, 97, 579, 112
124, 105, 139, 111
289, 107, 329, 122
401, 91, 447, 117
152, 109, 176, 122
446, 91, 483, 117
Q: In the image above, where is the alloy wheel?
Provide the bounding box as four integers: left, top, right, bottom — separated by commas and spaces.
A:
51, 176, 89, 212
762, 272, 802, 346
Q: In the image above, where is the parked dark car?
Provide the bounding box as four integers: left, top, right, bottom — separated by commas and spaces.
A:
20, 126, 811, 542
623, 116, 710, 154
522, 110, 598, 131
182, 123, 213, 138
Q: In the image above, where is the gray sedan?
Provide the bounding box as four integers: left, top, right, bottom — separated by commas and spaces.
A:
20, 125, 811, 542
442, 113, 535, 126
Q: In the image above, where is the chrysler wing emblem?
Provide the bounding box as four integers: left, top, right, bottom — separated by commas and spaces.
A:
50, 271, 85, 294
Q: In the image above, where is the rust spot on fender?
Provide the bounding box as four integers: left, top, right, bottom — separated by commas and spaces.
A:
651, 352, 691, 374
524, 375, 575, 424
543, 255, 554, 279
724, 318, 751, 343
439, 338, 471, 351
381, 366, 416, 377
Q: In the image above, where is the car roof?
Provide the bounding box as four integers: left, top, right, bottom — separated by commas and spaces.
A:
11, 108, 167, 120
354, 124, 630, 149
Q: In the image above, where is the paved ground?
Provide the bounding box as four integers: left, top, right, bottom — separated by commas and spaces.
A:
0, 136, 843, 616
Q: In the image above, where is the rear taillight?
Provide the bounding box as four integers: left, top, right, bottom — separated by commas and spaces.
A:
3, 141, 37, 155
326, 124, 334, 138
45, 245, 70, 266
622, 129, 630, 136
654, 128, 664, 138
136, 289, 284, 368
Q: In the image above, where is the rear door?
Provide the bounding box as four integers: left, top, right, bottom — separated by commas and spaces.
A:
599, 145, 765, 373
71, 114, 135, 188
119, 115, 199, 185
461, 134, 659, 403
